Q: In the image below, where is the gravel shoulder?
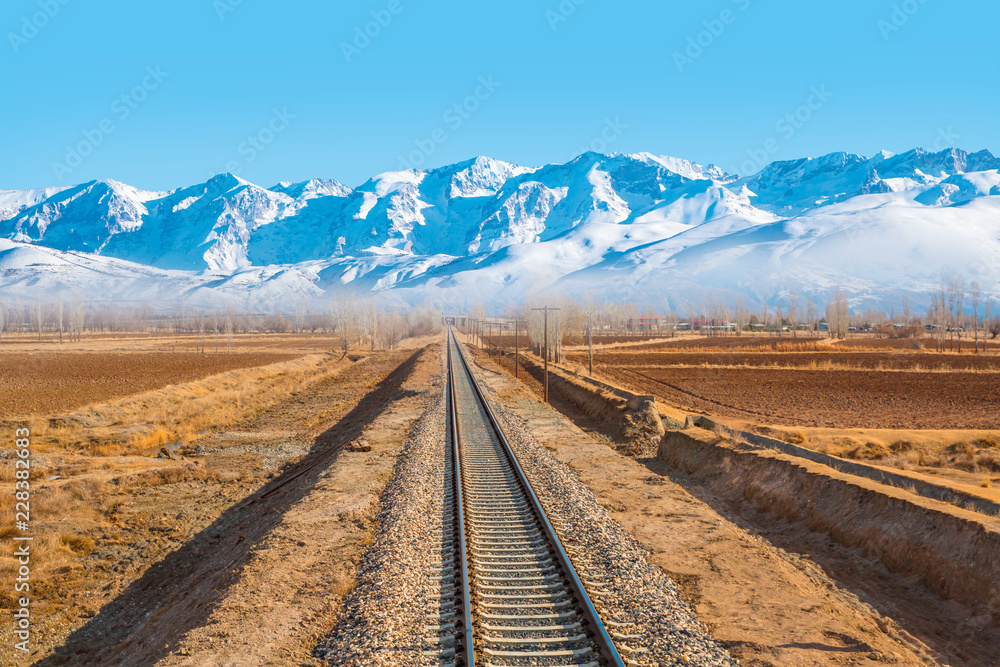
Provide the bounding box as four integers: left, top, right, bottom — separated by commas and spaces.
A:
462, 343, 939, 667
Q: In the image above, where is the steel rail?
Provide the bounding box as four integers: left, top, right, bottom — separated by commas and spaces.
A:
448, 336, 477, 667
447, 326, 626, 667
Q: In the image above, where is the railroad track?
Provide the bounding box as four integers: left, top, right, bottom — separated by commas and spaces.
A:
426, 328, 626, 667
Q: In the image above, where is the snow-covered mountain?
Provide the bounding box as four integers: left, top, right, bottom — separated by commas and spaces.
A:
1, 148, 998, 311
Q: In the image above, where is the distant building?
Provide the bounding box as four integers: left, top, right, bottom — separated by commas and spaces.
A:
627, 314, 668, 333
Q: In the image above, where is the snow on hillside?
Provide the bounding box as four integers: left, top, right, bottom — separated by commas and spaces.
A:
0, 186, 71, 222
1, 148, 998, 311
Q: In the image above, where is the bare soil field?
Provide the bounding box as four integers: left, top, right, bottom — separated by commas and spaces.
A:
614, 334, 1000, 353
618, 335, 828, 351
836, 337, 1000, 351
0, 346, 430, 664
484, 334, 677, 348
0, 332, 339, 354
572, 350, 1000, 371
601, 366, 1000, 430
563, 334, 672, 346
0, 352, 298, 418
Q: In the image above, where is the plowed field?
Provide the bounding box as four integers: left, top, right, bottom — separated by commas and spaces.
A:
570, 351, 1000, 372
602, 366, 1000, 429
0, 352, 297, 418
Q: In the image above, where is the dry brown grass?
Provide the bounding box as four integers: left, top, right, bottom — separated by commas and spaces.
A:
0, 351, 351, 612
132, 464, 218, 487
61, 533, 96, 554
0, 331, 339, 355
753, 426, 808, 444
831, 436, 1000, 477
29, 352, 345, 456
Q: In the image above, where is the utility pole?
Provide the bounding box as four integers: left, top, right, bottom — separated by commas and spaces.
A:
588, 324, 593, 376
531, 306, 560, 403
514, 318, 519, 379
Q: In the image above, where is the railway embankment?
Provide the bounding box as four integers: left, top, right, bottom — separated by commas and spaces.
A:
515, 354, 679, 453
658, 428, 1000, 615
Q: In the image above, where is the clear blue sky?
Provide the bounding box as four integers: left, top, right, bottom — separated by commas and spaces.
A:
2, 0, 998, 191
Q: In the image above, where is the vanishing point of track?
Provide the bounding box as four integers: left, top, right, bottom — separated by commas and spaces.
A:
426, 327, 626, 666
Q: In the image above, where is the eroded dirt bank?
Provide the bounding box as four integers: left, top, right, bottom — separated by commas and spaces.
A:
659, 429, 1000, 613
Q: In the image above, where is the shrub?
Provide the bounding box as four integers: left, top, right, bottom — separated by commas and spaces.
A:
890, 440, 914, 453
848, 441, 890, 460
975, 451, 1000, 473
61, 533, 95, 555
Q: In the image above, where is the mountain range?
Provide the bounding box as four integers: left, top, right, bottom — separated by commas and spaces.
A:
1, 148, 998, 312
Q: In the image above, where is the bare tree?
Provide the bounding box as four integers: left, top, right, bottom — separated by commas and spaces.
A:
986, 297, 999, 340
330, 298, 359, 353
787, 296, 798, 338
35, 301, 44, 341
970, 279, 981, 353
295, 303, 307, 334
733, 297, 748, 336
57, 296, 64, 343
582, 295, 601, 374
380, 309, 406, 350
953, 274, 965, 353
944, 272, 964, 352
825, 288, 849, 339
934, 276, 947, 352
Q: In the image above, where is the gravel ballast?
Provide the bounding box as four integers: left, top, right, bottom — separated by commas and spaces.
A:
318, 342, 738, 666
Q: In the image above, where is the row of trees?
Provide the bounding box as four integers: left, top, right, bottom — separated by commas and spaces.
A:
329, 299, 441, 352
0, 299, 443, 352
928, 273, 993, 353
466, 285, 1000, 356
